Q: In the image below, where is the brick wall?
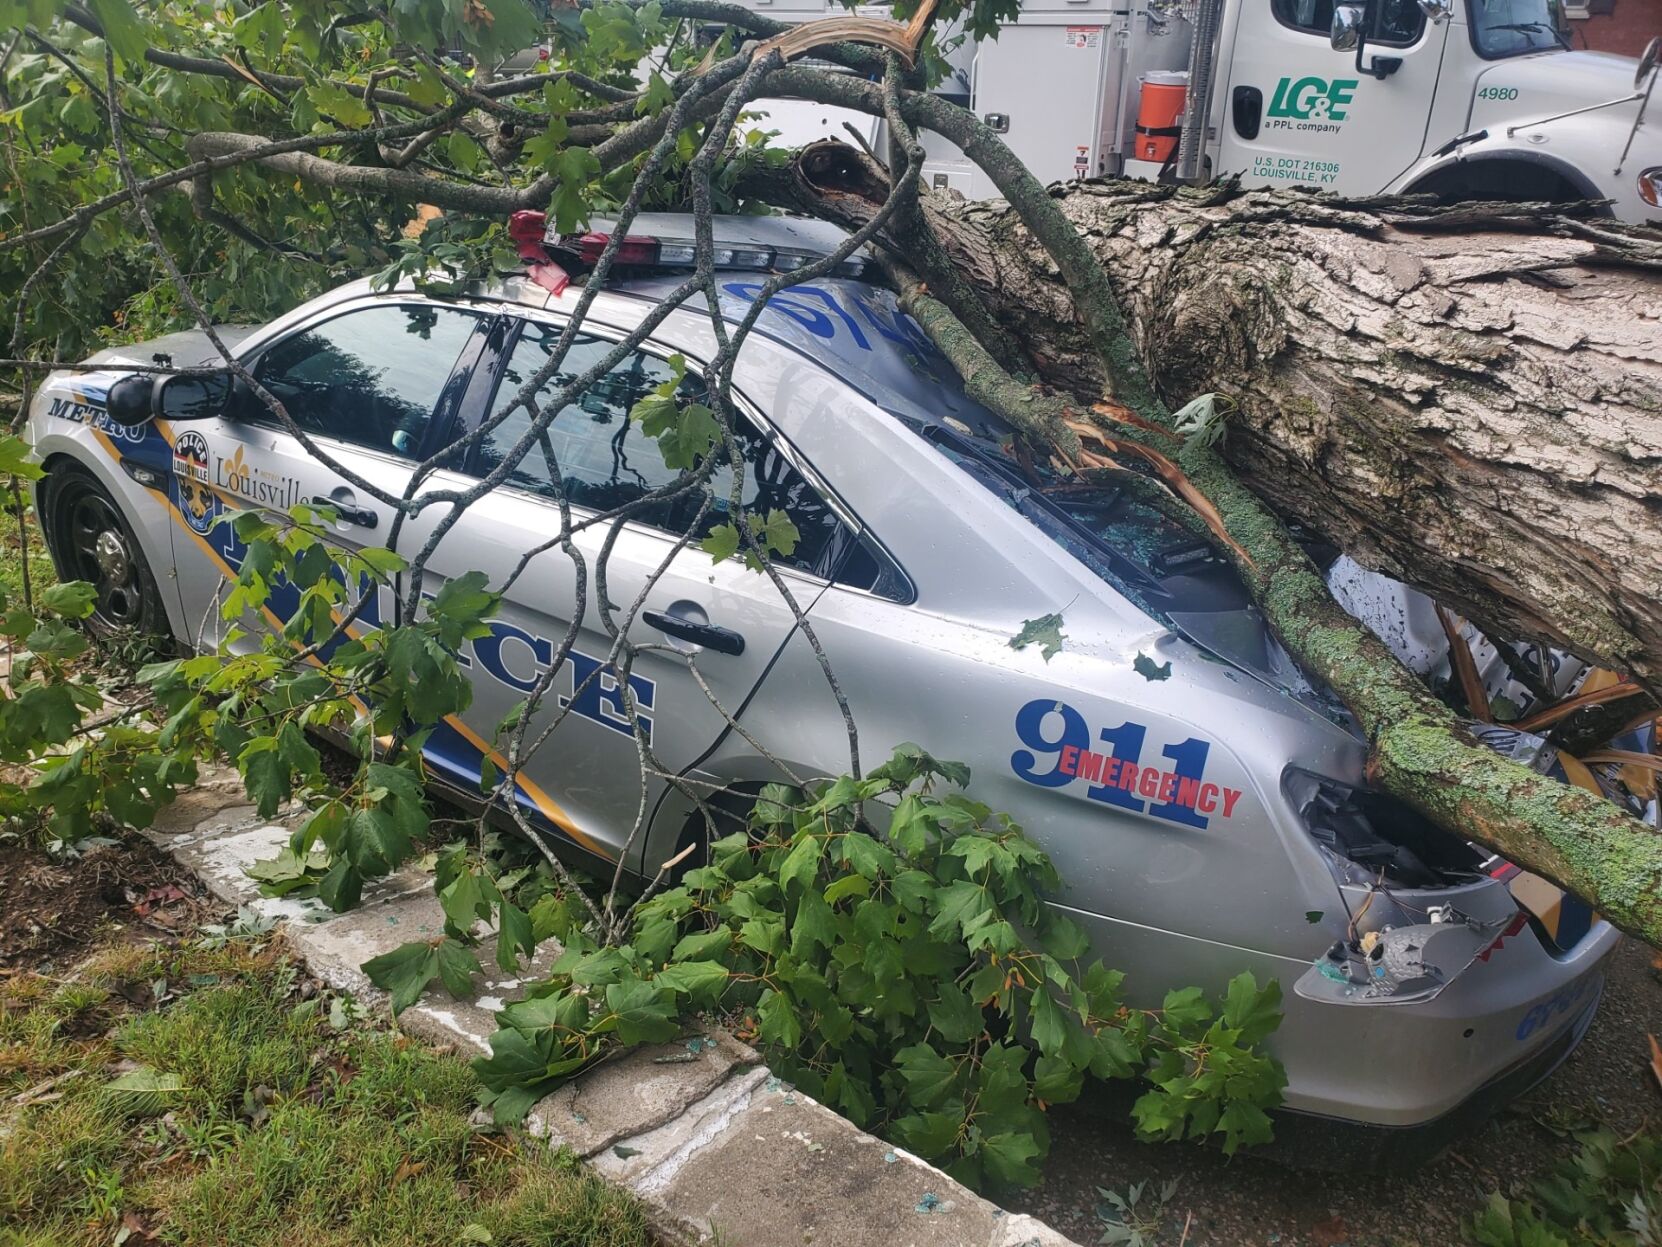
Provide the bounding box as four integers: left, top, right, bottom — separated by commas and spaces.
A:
1568, 0, 1661, 57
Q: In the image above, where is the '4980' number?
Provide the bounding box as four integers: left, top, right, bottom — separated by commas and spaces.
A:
1477, 86, 1519, 101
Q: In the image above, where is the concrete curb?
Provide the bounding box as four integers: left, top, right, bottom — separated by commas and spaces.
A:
142, 770, 1084, 1247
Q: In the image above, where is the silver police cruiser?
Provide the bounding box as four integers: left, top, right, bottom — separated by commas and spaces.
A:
28, 213, 1618, 1152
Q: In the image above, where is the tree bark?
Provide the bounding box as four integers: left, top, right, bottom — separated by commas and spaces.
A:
767, 135, 1662, 945
925, 182, 1662, 696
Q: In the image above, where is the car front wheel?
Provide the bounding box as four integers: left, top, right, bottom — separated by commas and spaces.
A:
41, 465, 169, 638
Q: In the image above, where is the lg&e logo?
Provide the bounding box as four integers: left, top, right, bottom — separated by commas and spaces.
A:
1268, 75, 1359, 122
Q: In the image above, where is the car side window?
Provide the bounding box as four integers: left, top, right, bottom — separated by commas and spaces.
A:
478, 320, 870, 586
249, 304, 482, 457
1271, 0, 1337, 35
1271, 0, 1422, 42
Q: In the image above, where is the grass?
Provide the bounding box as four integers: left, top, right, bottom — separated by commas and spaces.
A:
0, 491, 55, 606
0, 939, 657, 1247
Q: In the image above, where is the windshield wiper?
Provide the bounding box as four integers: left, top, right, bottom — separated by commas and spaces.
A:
1485, 20, 1569, 48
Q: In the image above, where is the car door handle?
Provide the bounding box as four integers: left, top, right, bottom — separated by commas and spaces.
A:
643, 610, 746, 656
309, 495, 377, 529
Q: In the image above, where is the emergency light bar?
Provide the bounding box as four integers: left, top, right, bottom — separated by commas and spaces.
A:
560, 231, 872, 279
545, 211, 873, 280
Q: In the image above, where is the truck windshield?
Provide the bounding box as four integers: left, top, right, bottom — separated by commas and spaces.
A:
1467, 0, 1568, 57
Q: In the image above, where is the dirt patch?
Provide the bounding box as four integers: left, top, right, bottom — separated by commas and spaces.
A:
0, 835, 213, 970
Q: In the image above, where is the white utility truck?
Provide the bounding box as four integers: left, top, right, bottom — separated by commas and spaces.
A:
737, 0, 1662, 224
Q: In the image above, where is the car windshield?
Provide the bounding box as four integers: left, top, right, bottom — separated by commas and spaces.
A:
1467, 0, 1568, 56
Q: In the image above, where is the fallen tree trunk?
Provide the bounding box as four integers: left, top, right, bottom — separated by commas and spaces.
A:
760, 124, 1662, 945
926, 182, 1662, 696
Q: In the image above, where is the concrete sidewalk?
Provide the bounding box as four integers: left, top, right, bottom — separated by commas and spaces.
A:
143, 770, 1081, 1247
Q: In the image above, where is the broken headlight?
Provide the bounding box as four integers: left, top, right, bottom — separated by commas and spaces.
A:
1284, 769, 1488, 889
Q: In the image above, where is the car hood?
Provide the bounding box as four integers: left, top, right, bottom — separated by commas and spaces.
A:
82, 325, 259, 371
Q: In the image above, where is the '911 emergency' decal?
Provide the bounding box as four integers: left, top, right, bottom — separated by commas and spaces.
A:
1010, 698, 1244, 828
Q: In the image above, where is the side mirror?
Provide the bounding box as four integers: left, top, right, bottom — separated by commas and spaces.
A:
101, 369, 233, 428
1416, 0, 1453, 21
1331, 3, 1365, 51
104, 373, 156, 428
156, 371, 232, 423
1638, 36, 1660, 92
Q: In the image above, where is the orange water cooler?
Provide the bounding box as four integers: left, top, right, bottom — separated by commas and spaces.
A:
1134, 71, 1190, 164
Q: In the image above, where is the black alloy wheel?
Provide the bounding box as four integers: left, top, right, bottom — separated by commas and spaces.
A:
42, 466, 168, 638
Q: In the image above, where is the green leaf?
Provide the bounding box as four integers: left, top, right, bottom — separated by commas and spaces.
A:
654, 959, 728, 999
650, 402, 721, 471
738, 916, 784, 957
790, 887, 838, 956
700, 522, 741, 564
440, 867, 490, 935
496, 900, 534, 973
276, 719, 320, 779
894, 1043, 959, 1108
1158, 985, 1211, 1032
101, 1066, 185, 1118
605, 978, 678, 1045
239, 741, 289, 819
927, 983, 985, 1044
1217, 1099, 1276, 1155
0, 433, 45, 480
317, 859, 362, 912
927, 880, 992, 942
357, 546, 407, 578
548, 147, 602, 235
777, 832, 824, 894
306, 81, 374, 129
41, 581, 97, 619
435, 938, 482, 998
1220, 973, 1282, 1047
1028, 988, 1069, 1058
1008, 613, 1065, 662
363, 940, 440, 1014
87, 0, 150, 64
756, 988, 802, 1050
1133, 652, 1172, 681
891, 1109, 964, 1160
671, 928, 732, 961
979, 1130, 1043, 1187
747, 509, 800, 564
1031, 1053, 1084, 1104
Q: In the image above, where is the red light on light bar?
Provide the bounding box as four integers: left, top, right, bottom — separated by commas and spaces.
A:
508, 210, 549, 260
577, 232, 661, 266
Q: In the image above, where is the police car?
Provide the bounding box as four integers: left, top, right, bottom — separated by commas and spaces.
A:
28, 213, 1618, 1151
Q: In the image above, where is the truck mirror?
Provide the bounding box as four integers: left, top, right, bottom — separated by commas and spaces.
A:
155, 371, 232, 423
104, 374, 156, 428
1415, 0, 1453, 22
1638, 36, 1659, 91
1330, 4, 1365, 51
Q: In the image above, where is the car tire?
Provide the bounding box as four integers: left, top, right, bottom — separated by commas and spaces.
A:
41, 464, 170, 639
